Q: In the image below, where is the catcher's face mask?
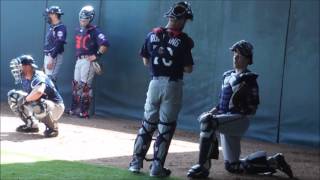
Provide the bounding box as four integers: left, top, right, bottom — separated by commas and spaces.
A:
164, 1, 193, 21
10, 58, 23, 84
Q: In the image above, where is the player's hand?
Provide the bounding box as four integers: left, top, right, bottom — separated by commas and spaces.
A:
47, 56, 54, 70
88, 55, 97, 62
17, 96, 27, 107
208, 107, 218, 114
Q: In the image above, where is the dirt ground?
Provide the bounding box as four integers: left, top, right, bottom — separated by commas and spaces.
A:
1, 103, 319, 180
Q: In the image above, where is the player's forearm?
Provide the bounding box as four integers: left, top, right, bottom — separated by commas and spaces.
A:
142, 57, 149, 66
209, 107, 218, 114
51, 41, 65, 58
26, 91, 43, 102
184, 65, 193, 73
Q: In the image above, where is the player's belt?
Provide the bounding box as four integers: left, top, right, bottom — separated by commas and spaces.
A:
77, 55, 90, 59
152, 76, 181, 82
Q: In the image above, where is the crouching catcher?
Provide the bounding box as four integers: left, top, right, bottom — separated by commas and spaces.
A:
8, 55, 64, 137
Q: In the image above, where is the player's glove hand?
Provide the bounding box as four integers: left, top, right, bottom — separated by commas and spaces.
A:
92, 60, 103, 75
8, 90, 28, 109
17, 96, 27, 107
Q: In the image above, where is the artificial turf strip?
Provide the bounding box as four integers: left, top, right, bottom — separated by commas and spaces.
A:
1, 160, 182, 180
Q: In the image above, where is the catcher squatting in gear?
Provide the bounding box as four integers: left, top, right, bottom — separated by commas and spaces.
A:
68, 5, 110, 118
187, 40, 293, 179
8, 55, 65, 137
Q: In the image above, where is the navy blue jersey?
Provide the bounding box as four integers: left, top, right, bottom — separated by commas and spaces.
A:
21, 70, 63, 103
44, 22, 67, 58
140, 27, 194, 80
75, 25, 110, 57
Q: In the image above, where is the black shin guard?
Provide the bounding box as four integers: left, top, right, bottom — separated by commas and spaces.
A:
133, 119, 157, 158
239, 151, 276, 174
199, 134, 219, 165
153, 121, 176, 166
198, 113, 219, 168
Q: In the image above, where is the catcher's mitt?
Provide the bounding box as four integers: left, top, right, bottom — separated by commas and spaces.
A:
92, 61, 103, 75
7, 89, 28, 110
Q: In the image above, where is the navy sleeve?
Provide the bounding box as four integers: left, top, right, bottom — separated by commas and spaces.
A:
139, 32, 152, 59
31, 73, 46, 89
55, 25, 67, 43
51, 25, 67, 58
183, 36, 194, 66
94, 27, 110, 47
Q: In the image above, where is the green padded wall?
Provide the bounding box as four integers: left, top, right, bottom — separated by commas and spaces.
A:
1, 0, 319, 148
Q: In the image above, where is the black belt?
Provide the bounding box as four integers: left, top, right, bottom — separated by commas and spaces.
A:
152, 76, 181, 82
77, 55, 90, 59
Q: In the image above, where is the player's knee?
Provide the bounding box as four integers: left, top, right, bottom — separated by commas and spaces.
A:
157, 121, 176, 141
199, 112, 218, 125
140, 119, 157, 134
31, 101, 48, 120
199, 115, 217, 134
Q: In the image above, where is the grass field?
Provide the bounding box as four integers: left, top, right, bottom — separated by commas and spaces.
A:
1, 108, 319, 180
1, 150, 181, 180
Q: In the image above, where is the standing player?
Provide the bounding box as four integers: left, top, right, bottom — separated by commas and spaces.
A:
43, 6, 67, 85
187, 40, 293, 178
68, 5, 109, 118
8, 55, 65, 137
128, 2, 194, 177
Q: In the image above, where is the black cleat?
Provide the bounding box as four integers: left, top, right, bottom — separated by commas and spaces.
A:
128, 156, 143, 173
65, 109, 77, 115
44, 128, 59, 138
149, 160, 171, 177
187, 164, 209, 179
79, 112, 89, 119
16, 125, 39, 133
274, 153, 293, 178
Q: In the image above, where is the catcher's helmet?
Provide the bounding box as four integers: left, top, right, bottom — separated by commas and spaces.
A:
230, 40, 254, 65
79, 5, 95, 23
19, 55, 38, 68
164, 1, 193, 20
10, 55, 37, 84
44, 6, 64, 16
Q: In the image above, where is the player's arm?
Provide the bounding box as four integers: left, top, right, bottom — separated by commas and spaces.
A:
25, 83, 46, 102
140, 32, 152, 67
183, 36, 194, 73
142, 57, 149, 66
89, 30, 110, 61
51, 26, 67, 59
184, 65, 193, 73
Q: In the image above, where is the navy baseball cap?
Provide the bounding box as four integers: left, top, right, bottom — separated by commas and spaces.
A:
19, 55, 38, 68
230, 40, 254, 65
